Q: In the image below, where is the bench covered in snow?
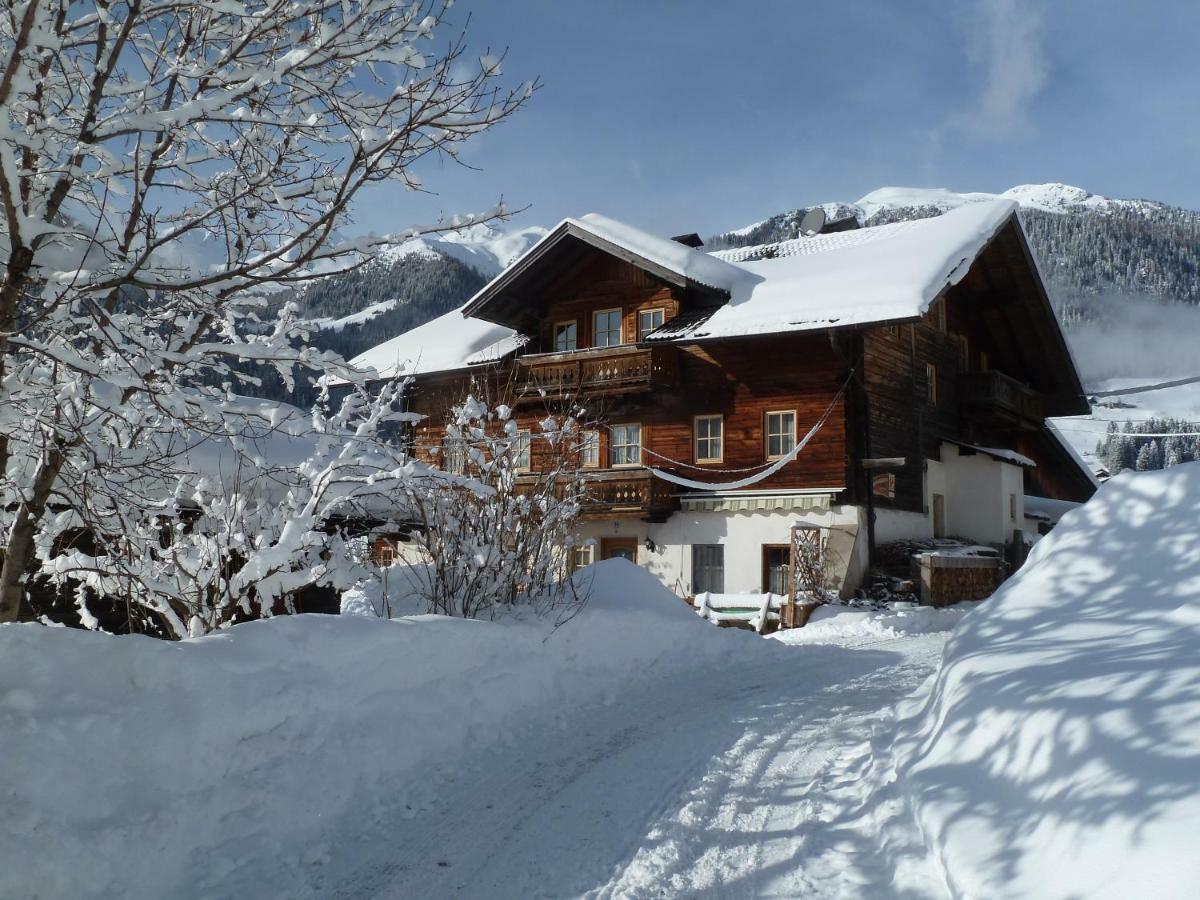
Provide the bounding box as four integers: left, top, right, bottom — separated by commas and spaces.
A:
693, 592, 786, 634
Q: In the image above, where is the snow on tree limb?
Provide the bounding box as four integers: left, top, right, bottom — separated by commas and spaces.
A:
0, 0, 535, 628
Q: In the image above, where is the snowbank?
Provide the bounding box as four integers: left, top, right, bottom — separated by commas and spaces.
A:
0, 561, 769, 899
768, 603, 970, 645
893, 465, 1200, 898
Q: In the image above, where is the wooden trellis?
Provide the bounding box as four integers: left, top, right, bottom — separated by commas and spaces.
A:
782, 523, 829, 628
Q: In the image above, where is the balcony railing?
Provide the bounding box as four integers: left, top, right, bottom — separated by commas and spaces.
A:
515, 468, 676, 521
959, 370, 1044, 427
513, 345, 677, 401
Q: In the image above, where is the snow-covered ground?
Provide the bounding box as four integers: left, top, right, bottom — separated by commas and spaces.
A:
345, 620, 957, 900
8, 474, 1199, 900
894, 464, 1200, 899
0, 563, 963, 900
1051, 377, 1200, 469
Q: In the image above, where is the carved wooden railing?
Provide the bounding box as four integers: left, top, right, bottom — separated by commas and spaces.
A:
959, 370, 1043, 426
513, 345, 677, 400
514, 468, 675, 520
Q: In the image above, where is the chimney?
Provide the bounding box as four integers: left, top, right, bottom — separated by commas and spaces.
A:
670, 232, 704, 248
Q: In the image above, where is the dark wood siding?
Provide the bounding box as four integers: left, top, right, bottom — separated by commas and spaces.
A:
406, 333, 850, 498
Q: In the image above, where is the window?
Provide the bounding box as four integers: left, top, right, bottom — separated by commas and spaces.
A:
578, 429, 600, 468
442, 437, 467, 474
765, 410, 796, 460
638, 308, 665, 340
553, 320, 577, 352
692, 544, 725, 594
934, 298, 947, 333
1010, 493, 1017, 522
593, 308, 623, 347
511, 430, 531, 472
960, 335, 970, 370
573, 543, 595, 570
763, 546, 791, 595
980, 350, 990, 372
926, 363, 938, 406
694, 414, 723, 463
610, 423, 642, 467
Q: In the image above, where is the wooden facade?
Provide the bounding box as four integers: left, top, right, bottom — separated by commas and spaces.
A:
400, 215, 1093, 546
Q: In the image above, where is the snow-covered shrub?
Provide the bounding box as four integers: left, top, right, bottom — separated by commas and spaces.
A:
391, 396, 587, 620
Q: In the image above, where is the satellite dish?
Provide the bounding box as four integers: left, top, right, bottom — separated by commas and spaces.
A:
799, 207, 826, 236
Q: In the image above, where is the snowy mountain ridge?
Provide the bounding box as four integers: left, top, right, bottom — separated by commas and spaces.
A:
373, 221, 549, 277
854, 182, 1163, 218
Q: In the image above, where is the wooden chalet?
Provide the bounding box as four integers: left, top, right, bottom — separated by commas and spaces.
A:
355, 201, 1095, 597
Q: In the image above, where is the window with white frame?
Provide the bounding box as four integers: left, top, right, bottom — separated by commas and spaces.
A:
553, 320, 577, 352
511, 429, 531, 471
765, 410, 796, 460
593, 308, 623, 347
694, 414, 723, 463
638, 308, 665, 340
610, 423, 642, 466
578, 429, 600, 468
572, 543, 595, 570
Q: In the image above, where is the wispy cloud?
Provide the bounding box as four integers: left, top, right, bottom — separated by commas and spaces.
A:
956, 0, 1049, 138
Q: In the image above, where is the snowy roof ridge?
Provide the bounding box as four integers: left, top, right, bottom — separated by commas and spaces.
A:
569, 213, 750, 293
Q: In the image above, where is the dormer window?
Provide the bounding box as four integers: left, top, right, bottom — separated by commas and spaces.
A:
638, 308, 665, 340
593, 309, 623, 347
554, 320, 577, 352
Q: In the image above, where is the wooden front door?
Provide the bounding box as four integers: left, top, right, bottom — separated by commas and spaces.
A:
601, 537, 638, 563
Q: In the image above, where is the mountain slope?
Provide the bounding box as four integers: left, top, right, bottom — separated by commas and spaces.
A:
293, 223, 547, 365
706, 183, 1200, 320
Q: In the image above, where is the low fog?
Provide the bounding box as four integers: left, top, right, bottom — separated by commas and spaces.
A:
1058, 293, 1200, 385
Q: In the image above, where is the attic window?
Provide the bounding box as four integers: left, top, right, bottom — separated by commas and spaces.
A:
638, 308, 665, 340
554, 320, 577, 352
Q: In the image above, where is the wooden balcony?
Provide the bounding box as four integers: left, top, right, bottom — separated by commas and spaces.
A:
512, 345, 677, 402
959, 370, 1044, 430
515, 468, 676, 522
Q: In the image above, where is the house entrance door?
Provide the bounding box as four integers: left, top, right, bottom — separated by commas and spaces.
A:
601, 537, 638, 563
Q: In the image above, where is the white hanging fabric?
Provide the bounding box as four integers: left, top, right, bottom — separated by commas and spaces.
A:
648, 374, 851, 492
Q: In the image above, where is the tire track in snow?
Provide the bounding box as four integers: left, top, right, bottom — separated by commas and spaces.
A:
339, 635, 950, 899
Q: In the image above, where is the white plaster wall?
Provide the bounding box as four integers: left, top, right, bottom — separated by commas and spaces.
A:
923, 443, 1025, 546
874, 508, 931, 544
577, 504, 863, 597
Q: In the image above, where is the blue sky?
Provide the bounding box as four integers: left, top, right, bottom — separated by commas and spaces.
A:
351, 0, 1200, 239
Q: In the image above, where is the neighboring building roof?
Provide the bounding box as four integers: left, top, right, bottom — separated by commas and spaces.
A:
1023, 494, 1081, 524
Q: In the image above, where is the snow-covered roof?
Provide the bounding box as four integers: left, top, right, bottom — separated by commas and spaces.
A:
354, 200, 1019, 377
1023, 494, 1080, 524
683, 199, 1017, 339
1044, 419, 1102, 488
565, 213, 749, 294
347, 306, 519, 379
944, 440, 1037, 468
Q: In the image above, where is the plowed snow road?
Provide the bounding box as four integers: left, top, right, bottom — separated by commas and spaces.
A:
338, 632, 952, 899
